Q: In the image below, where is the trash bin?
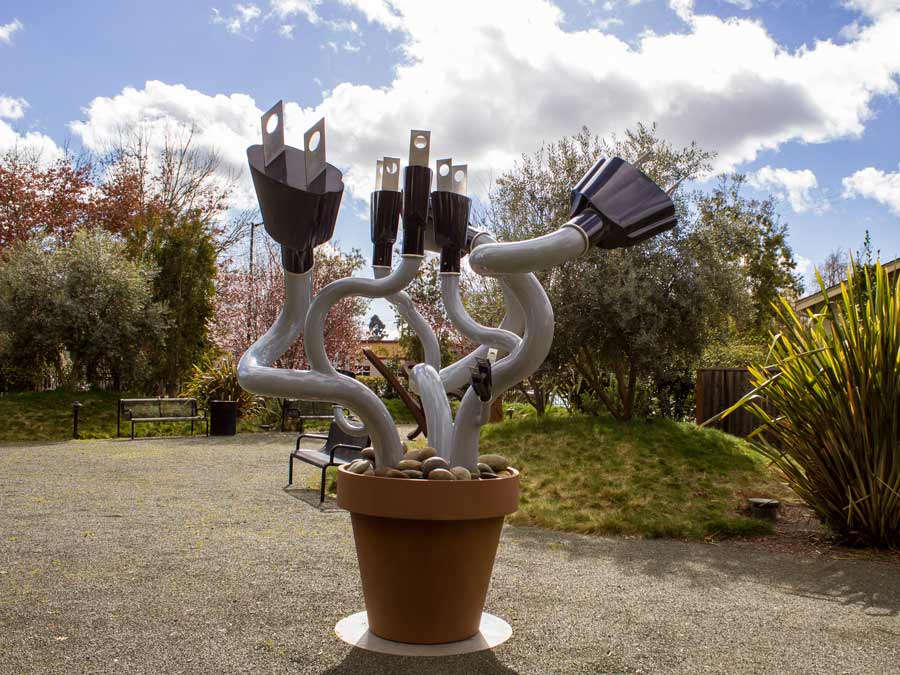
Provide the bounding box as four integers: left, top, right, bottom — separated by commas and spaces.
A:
209, 400, 238, 436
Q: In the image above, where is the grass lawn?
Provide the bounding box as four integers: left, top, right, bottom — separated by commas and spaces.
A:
479, 413, 791, 540
0, 389, 417, 442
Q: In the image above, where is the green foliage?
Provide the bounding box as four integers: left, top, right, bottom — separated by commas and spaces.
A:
479, 414, 782, 539
146, 215, 218, 394
356, 375, 390, 398
180, 353, 257, 416
730, 262, 900, 548
0, 231, 166, 391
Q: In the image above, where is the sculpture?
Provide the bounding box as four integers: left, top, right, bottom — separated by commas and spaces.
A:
237, 102, 676, 648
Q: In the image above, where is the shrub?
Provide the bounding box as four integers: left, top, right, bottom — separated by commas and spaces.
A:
729, 262, 900, 548
180, 353, 258, 417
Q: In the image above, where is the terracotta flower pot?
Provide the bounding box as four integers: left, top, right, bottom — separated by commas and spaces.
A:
337, 465, 520, 644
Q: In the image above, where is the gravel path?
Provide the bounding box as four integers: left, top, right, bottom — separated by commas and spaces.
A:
1, 434, 898, 675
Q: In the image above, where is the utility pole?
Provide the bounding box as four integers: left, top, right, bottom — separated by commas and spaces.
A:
247, 222, 262, 344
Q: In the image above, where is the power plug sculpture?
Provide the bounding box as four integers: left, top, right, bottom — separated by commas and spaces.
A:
238, 102, 676, 474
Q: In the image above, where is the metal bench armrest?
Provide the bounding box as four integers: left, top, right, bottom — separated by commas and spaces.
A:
329, 442, 365, 464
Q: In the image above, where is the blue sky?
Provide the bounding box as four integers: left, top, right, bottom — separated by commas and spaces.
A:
2, 0, 900, 329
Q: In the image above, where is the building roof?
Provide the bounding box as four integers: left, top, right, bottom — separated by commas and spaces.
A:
793, 256, 900, 312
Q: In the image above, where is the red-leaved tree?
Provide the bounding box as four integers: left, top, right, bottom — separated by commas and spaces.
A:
212, 241, 366, 369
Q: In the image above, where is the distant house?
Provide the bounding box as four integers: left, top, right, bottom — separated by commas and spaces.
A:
794, 256, 900, 314
351, 339, 407, 378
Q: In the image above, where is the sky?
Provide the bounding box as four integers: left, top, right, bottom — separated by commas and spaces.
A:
2, 0, 900, 334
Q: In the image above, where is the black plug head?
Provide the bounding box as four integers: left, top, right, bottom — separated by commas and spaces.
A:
570, 157, 676, 249
431, 160, 471, 273
247, 103, 344, 273
370, 157, 403, 267
401, 130, 433, 256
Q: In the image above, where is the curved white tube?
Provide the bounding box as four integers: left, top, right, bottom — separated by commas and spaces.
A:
468, 224, 588, 276
440, 278, 525, 392
300, 255, 424, 468
375, 266, 441, 372
441, 274, 520, 354
449, 260, 556, 469
411, 363, 453, 459
333, 405, 366, 436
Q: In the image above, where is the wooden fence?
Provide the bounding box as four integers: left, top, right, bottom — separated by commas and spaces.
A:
695, 368, 759, 437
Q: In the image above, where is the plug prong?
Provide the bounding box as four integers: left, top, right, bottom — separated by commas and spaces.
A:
261, 101, 285, 168
374, 159, 384, 190
409, 130, 431, 167
436, 158, 453, 191
303, 117, 327, 189
451, 164, 468, 196
382, 157, 401, 191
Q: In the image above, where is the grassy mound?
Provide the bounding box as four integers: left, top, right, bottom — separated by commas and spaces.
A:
480, 414, 788, 540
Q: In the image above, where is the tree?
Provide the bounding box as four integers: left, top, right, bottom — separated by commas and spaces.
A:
146, 215, 218, 394
816, 247, 850, 289
0, 231, 166, 391
368, 315, 387, 341
482, 124, 719, 420
0, 147, 95, 251
211, 242, 367, 370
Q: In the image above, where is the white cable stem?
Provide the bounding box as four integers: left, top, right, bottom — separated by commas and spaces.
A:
449, 249, 556, 468
302, 255, 424, 468
411, 363, 453, 459
375, 266, 441, 372
441, 273, 521, 354
468, 223, 588, 276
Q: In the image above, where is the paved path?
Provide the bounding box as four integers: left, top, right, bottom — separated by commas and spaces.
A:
1, 434, 898, 674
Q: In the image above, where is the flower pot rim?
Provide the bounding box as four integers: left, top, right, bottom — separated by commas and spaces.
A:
336, 465, 519, 521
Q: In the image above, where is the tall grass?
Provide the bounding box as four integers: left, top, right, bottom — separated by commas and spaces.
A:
725, 262, 900, 548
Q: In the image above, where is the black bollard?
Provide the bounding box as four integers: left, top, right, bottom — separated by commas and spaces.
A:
72, 401, 82, 439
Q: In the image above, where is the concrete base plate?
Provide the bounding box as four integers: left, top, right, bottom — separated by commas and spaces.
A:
334, 611, 512, 656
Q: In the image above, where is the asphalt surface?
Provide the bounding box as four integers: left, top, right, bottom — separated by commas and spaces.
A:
1, 434, 899, 674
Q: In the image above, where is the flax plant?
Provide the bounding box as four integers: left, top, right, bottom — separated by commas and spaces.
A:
718, 262, 900, 548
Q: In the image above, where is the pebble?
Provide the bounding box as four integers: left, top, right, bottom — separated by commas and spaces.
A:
385, 469, 408, 479
404, 447, 437, 462
422, 456, 451, 476
450, 466, 472, 481
480, 472, 499, 479
478, 454, 509, 472
397, 459, 423, 472
349, 460, 373, 474
401, 469, 424, 479
361, 447, 376, 462
374, 467, 391, 477
496, 470, 513, 478
477, 462, 494, 475
427, 468, 454, 480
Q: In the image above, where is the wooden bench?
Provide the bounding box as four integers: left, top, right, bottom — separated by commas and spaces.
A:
280, 399, 334, 432
288, 422, 370, 502
117, 398, 208, 440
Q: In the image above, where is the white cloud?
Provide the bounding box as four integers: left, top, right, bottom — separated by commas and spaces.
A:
0, 97, 62, 162
0, 96, 27, 120
669, 0, 694, 21
68, 0, 900, 216
724, 0, 753, 9
748, 166, 826, 213
270, 0, 320, 22
278, 23, 295, 38
842, 164, 900, 214
339, 0, 403, 30
795, 254, 812, 278
211, 3, 263, 35
843, 0, 900, 18
595, 16, 624, 30
0, 18, 23, 44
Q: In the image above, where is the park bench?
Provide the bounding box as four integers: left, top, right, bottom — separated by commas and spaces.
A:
288, 421, 370, 502
280, 399, 334, 432
117, 398, 208, 440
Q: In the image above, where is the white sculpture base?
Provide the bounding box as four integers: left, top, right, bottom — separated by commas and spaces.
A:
334, 611, 512, 656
